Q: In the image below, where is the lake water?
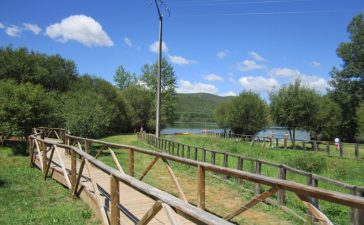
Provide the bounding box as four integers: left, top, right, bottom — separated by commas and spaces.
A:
161, 127, 310, 140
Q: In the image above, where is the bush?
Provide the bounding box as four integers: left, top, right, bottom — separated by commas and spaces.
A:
286, 153, 327, 173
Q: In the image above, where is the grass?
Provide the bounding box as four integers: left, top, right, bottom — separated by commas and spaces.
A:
0, 143, 99, 225
95, 134, 303, 225
157, 134, 364, 225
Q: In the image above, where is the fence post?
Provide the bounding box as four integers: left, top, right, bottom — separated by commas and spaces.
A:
278, 166, 286, 206
84, 140, 89, 153
187, 146, 191, 158
326, 143, 330, 156
194, 148, 198, 160
211, 151, 216, 165
255, 161, 261, 195
314, 141, 318, 152
129, 148, 134, 177
110, 175, 120, 225
355, 143, 359, 160
197, 165, 205, 210
177, 143, 180, 156
340, 143, 343, 158
237, 157, 243, 184
41, 141, 47, 174
29, 137, 34, 167
71, 149, 77, 196
202, 148, 206, 162
276, 138, 279, 148
168, 141, 171, 154
172, 142, 175, 154
182, 145, 185, 158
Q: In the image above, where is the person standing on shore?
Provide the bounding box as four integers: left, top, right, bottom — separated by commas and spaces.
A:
335, 137, 340, 149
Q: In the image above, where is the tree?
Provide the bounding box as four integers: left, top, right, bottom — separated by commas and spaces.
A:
356, 103, 364, 141
214, 101, 231, 133
270, 79, 319, 142
120, 84, 154, 131
329, 13, 364, 141
227, 91, 269, 135
140, 58, 177, 127
62, 75, 130, 138
0, 46, 78, 92
0, 80, 58, 137
113, 65, 137, 90
310, 96, 342, 140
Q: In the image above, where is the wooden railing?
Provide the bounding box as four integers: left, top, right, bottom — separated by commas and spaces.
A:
137, 132, 364, 224
208, 132, 363, 160
29, 128, 232, 225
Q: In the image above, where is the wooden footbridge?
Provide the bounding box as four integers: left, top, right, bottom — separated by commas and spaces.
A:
29, 128, 364, 225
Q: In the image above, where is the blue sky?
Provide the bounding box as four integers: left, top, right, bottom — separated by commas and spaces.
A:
0, 0, 363, 97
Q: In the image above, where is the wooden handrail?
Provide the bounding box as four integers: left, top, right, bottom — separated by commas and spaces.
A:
63, 133, 364, 210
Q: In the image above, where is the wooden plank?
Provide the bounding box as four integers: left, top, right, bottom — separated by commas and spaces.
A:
71, 149, 77, 194
108, 147, 125, 174
297, 194, 333, 225
162, 158, 188, 203
136, 201, 162, 225
139, 156, 160, 181
278, 166, 286, 206
197, 165, 205, 210
84, 159, 109, 225
44, 146, 55, 180
162, 203, 181, 225
54, 146, 72, 188
224, 186, 279, 220
129, 148, 134, 177
110, 175, 120, 225
73, 158, 85, 196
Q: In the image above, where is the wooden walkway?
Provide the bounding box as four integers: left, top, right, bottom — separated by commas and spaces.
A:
33, 138, 196, 225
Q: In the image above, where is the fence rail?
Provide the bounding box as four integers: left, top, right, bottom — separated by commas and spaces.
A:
207, 132, 364, 160
137, 132, 364, 224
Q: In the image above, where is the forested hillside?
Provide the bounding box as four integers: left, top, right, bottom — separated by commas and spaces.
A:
175, 93, 234, 123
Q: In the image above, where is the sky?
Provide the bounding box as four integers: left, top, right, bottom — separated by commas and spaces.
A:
0, 0, 363, 98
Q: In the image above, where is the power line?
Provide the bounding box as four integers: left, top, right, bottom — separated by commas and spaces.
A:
169, 0, 312, 7
173, 9, 362, 17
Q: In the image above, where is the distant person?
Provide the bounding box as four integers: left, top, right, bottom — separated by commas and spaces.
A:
140, 126, 144, 133
335, 137, 340, 149
270, 131, 275, 148
284, 131, 289, 147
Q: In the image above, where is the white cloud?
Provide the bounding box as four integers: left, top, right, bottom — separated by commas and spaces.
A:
23, 23, 41, 35
149, 41, 168, 53
45, 15, 113, 47
124, 37, 133, 47
219, 91, 237, 96
249, 51, 266, 61
217, 50, 229, 59
237, 60, 266, 72
176, 80, 218, 94
202, 73, 224, 82
239, 76, 278, 92
310, 61, 321, 67
300, 75, 328, 92
268, 68, 302, 78
0, 23, 4, 29
5, 26, 22, 37
168, 54, 196, 65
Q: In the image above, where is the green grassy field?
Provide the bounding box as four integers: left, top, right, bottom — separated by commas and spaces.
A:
0, 144, 99, 225
92, 134, 303, 225
156, 134, 364, 224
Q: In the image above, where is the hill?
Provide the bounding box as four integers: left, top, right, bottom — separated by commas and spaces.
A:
175, 93, 234, 123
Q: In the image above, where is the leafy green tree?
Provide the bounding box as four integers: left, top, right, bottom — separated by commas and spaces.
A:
120, 84, 154, 131
140, 58, 177, 127
227, 91, 269, 135
310, 96, 342, 140
0, 46, 77, 92
329, 13, 364, 141
214, 101, 231, 133
356, 103, 364, 141
0, 80, 58, 137
62, 75, 129, 138
113, 65, 137, 90
270, 79, 319, 142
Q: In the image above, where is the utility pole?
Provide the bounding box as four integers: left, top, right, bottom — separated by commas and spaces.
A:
153, 0, 168, 138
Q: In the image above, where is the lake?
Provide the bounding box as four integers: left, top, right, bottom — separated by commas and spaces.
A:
161, 126, 310, 140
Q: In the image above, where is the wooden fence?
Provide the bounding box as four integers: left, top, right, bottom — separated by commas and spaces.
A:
207, 132, 363, 160
29, 128, 232, 225
138, 132, 364, 224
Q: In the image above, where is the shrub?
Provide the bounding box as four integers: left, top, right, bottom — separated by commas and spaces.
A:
286, 153, 327, 173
